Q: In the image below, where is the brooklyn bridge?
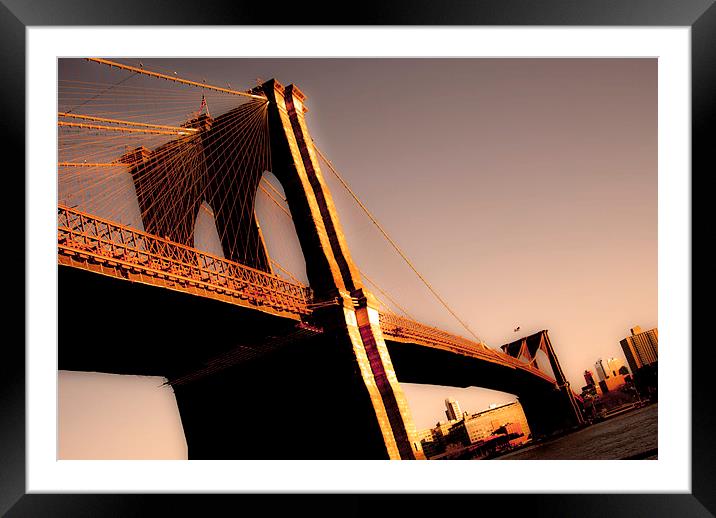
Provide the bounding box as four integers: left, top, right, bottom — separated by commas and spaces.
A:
58, 59, 585, 460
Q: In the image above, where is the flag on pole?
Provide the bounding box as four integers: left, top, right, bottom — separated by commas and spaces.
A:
199, 94, 210, 117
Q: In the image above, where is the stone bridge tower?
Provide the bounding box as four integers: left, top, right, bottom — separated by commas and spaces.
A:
257, 80, 424, 459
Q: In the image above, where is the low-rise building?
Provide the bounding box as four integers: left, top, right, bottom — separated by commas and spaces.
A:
448, 401, 531, 448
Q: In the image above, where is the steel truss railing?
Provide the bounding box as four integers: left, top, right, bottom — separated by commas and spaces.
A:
57, 205, 557, 383
57, 205, 312, 316
379, 312, 556, 384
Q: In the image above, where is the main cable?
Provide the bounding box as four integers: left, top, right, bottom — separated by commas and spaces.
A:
313, 143, 484, 345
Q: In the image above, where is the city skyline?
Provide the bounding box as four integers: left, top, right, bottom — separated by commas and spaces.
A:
58, 57, 657, 455
413, 343, 636, 430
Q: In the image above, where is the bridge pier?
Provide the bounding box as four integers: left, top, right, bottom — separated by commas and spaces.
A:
501, 331, 585, 435
250, 79, 424, 459
170, 307, 418, 460
517, 386, 584, 439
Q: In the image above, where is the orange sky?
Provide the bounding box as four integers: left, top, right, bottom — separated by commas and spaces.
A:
58, 58, 656, 456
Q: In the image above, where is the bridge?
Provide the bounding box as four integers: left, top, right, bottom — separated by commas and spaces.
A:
57, 59, 584, 460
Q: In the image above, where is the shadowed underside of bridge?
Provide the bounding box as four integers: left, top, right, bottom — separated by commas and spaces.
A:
59, 264, 390, 459
58, 236, 575, 459
59, 260, 581, 456
385, 339, 579, 439
58, 65, 583, 459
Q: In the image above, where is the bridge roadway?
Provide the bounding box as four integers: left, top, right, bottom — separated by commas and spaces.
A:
58, 205, 556, 384
58, 205, 573, 457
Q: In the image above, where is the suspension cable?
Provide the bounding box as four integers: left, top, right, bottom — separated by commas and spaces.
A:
86, 58, 266, 101
314, 143, 484, 345
359, 269, 415, 319
257, 177, 413, 318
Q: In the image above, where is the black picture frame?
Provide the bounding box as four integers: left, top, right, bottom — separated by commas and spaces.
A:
3, 1, 712, 516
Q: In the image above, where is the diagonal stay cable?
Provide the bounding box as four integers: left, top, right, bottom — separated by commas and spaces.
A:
64, 71, 139, 114
313, 143, 484, 345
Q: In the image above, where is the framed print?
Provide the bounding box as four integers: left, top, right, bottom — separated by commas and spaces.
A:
3, 0, 714, 515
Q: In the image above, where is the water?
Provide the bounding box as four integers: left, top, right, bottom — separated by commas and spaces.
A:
496, 404, 657, 460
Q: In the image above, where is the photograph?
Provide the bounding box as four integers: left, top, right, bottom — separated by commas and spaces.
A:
56, 57, 658, 462
5, 6, 711, 513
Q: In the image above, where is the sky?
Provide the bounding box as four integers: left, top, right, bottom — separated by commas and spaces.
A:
58, 58, 657, 457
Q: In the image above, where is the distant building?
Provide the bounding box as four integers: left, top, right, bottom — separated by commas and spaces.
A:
420, 401, 532, 458
445, 398, 462, 421
451, 401, 531, 447
416, 428, 434, 443
583, 370, 596, 387
607, 357, 627, 378
582, 367, 598, 412
601, 373, 629, 393
420, 420, 453, 458
417, 428, 442, 458
580, 383, 599, 405
432, 420, 454, 441
620, 326, 658, 373
595, 359, 610, 381
590, 357, 632, 395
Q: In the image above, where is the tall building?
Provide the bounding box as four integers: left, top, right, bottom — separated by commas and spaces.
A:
583, 370, 596, 387
595, 359, 610, 381
606, 357, 626, 377
620, 326, 658, 373
445, 398, 462, 421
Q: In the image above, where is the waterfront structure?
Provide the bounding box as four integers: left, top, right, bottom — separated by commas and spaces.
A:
620, 326, 658, 373
584, 370, 596, 387
607, 357, 626, 378
601, 373, 629, 393
420, 400, 532, 458
453, 401, 531, 447
420, 420, 454, 458
445, 398, 462, 421
595, 359, 610, 381
591, 359, 630, 394
416, 428, 434, 443
434, 420, 455, 437
581, 383, 600, 398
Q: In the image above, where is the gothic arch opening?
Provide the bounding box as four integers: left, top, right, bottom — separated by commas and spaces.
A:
253, 171, 309, 285
193, 201, 225, 258
533, 348, 557, 381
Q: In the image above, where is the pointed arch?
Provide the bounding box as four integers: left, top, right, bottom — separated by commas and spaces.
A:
193, 201, 225, 258
533, 348, 557, 380
127, 101, 273, 272
254, 171, 309, 285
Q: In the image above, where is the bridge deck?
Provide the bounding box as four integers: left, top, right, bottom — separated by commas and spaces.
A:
57, 205, 556, 386
379, 312, 556, 385
57, 205, 311, 320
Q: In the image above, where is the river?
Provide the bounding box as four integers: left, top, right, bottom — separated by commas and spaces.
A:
496, 403, 658, 460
